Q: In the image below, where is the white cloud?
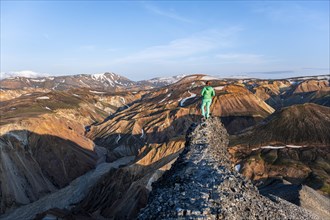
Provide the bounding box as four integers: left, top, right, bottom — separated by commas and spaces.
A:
215, 53, 266, 64
0, 70, 48, 79
144, 3, 193, 23
253, 3, 329, 30
112, 28, 242, 64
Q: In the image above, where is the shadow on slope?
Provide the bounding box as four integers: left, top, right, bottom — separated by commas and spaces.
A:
71, 152, 182, 219
264, 88, 330, 110
0, 130, 98, 215
90, 114, 202, 162
258, 178, 330, 219
231, 103, 330, 146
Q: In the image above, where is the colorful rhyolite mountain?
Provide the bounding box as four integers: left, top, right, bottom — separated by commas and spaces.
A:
0, 73, 329, 219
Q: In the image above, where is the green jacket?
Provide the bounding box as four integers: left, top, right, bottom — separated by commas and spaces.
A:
201, 86, 215, 100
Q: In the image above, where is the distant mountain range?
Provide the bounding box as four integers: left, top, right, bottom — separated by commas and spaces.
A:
1, 71, 328, 91
0, 73, 329, 219
0, 72, 188, 91
1, 70, 49, 79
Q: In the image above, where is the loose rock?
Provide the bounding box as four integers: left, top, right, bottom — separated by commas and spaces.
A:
138, 118, 320, 220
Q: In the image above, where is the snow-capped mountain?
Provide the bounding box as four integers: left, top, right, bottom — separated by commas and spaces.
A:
0, 72, 136, 91
137, 74, 188, 87
0, 72, 192, 90
1, 73, 329, 219
0, 70, 48, 79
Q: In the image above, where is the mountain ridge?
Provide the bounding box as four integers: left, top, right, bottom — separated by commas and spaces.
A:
0, 72, 189, 91
0, 74, 329, 218
1, 72, 329, 91
138, 118, 323, 219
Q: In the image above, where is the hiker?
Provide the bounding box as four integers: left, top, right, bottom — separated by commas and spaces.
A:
201, 81, 215, 120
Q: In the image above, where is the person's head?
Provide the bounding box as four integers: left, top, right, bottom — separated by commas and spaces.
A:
206, 81, 211, 86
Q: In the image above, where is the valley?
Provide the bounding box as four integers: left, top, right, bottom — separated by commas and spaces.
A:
0, 73, 329, 219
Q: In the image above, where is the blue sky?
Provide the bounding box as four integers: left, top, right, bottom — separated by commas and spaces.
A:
1, 1, 329, 80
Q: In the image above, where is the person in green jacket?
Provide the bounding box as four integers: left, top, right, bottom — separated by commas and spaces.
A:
201, 81, 215, 119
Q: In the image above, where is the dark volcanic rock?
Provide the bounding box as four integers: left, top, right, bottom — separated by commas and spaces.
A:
138, 118, 320, 219
258, 179, 330, 219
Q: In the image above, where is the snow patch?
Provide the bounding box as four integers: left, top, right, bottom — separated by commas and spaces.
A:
140, 129, 145, 139
159, 93, 172, 103
105, 78, 115, 86
30, 79, 46, 82
45, 107, 52, 111
286, 145, 303, 148
120, 97, 129, 108
116, 134, 121, 144
89, 90, 106, 94
214, 86, 224, 90
201, 76, 219, 80
36, 96, 50, 100
235, 164, 241, 172
52, 83, 60, 90
180, 91, 196, 106
92, 73, 115, 86
79, 80, 91, 88
147, 74, 187, 85
252, 145, 304, 151
261, 146, 285, 149
91, 73, 106, 80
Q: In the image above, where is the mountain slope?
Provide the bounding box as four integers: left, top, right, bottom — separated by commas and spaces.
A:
87, 76, 275, 163
139, 118, 322, 219
0, 91, 107, 214
0, 73, 190, 91
0, 130, 97, 214
0, 73, 136, 91
229, 103, 330, 196
1, 74, 329, 218
0, 157, 134, 220
252, 78, 330, 109
137, 74, 187, 87
232, 103, 330, 146
0, 87, 149, 214
293, 79, 329, 94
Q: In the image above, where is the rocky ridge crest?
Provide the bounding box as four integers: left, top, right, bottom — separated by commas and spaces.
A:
138, 118, 320, 219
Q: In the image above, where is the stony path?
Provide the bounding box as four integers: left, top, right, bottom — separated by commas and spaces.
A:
0, 156, 135, 220
138, 118, 320, 219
